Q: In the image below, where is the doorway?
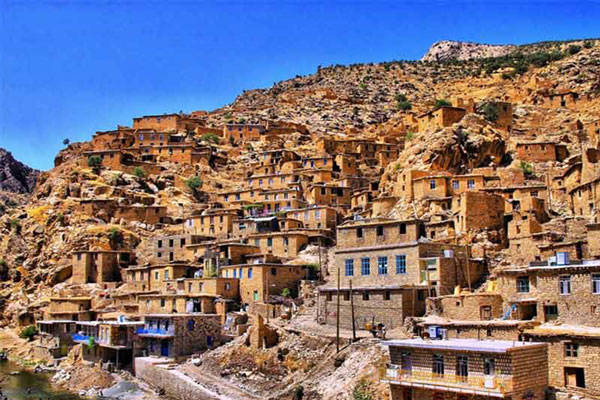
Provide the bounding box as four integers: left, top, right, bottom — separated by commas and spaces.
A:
565, 367, 585, 388
160, 339, 170, 357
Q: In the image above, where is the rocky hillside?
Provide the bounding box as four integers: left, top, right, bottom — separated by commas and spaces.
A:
0, 148, 39, 194
421, 40, 516, 62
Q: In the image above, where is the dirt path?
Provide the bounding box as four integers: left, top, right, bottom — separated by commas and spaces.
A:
180, 364, 263, 400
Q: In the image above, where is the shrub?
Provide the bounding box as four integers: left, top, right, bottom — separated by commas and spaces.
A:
481, 102, 499, 122
396, 101, 412, 111
56, 213, 65, 225
201, 133, 220, 144
132, 167, 146, 178
87, 336, 95, 349
405, 132, 415, 141
520, 161, 534, 177
185, 176, 203, 191
568, 45, 581, 55
584, 41, 594, 49
281, 288, 291, 298
394, 94, 408, 103
87, 155, 102, 169
434, 99, 451, 108
10, 219, 21, 233
19, 325, 38, 341
108, 228, 123, 247
352, 379, 373, 400
62, 138, 70, 146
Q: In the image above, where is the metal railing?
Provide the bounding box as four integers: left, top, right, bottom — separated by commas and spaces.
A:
136, 327, 175, 336
72, 334, 91, 342
380, 365, 512, 394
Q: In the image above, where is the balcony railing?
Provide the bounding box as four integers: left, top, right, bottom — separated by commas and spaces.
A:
136, 327, 175, 336
380, 365, 513, 395
72, 334, 91, 343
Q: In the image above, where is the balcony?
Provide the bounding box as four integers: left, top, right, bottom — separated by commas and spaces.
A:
136, 327, 175, 337
380, 365, 512, 398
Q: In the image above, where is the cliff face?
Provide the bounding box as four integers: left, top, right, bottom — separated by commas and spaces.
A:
0, 148, 39, 194
421, 40, 516, 62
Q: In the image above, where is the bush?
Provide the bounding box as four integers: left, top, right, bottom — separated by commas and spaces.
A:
10, 219, 21, 233
394, 94, 408, 103
201, 133, 220, 144
584, 41, 594, 49
520, 161, 534, 177
87, 155, 102, 169
405, 132, 415, 141
185, 176, 203, 191
62, 138, 70, 146
481, 103, 499, 122
568, 45, 581, 55
396, 101, 412, 111
108, 228, 123, 247
281, 288, 291, 298
19, 325, 38, 341
434, 99, 451, 108
132, 167, 146, 178
352, 379, 373, 400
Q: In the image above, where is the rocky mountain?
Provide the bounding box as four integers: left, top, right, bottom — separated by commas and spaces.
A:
421, 40, 516, 62
0, 148, 39, 194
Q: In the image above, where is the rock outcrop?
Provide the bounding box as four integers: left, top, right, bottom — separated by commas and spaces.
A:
421, 40, 516, 62
0, 148, 39, 194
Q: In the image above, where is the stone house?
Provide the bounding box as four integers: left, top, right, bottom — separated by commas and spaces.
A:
113, 205, 168, 225
35, 320, 75, 360
160, 277, 239, 300
232, 216, 282, 238
482, 185, 548, 217
569, 176, 600, 217
305, 184, 352, 208
587, 119, 600, 146
523, 325, 600, 396
452, 191, 505, 234
201, 242, 260, 271
132, 114, 194, 132
427, 292, 505, 321
515, 141, 569, 162
223, 124, 266, 143
218, 188, 262, 206
246, 231, 310, 259
284, 206, 338, 230
382, 338, 548, 400
371, 196, 398, 217
154, 234, 209, 263
219, 263, 308, 307
90, 128, 135, 150
494, 256, 600, 326
136, 314, 221, 358
247, 173, 299, 191
538, 91, 580, 109
71, 250, 133, 284
417, 106, 467, 133
47, 297, 94, 321
138, 293, 218, 314
588, 222, 600, 258
126, 263, 203, 292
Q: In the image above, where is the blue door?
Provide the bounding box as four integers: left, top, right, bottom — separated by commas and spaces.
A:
160, 339, 169, 357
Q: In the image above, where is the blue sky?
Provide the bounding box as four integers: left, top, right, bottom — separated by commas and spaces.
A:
1, 1, 599, 170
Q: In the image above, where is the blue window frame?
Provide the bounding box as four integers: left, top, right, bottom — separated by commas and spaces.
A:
248, 268, 253, 279
361, 258, 370, 275
239, 267, 242, 279
396, 255, 407, 274
233, 269, 237, 278
345, 259, 354, 277
378, 256, 388, 275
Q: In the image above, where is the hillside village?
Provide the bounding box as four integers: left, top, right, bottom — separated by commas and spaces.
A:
0, 39, 599, 399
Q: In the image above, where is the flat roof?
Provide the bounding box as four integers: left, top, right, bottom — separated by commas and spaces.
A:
383, 338, 545, 353
37, 320, 75, 324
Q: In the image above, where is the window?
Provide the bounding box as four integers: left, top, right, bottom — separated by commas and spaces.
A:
362, 291, 369, 301
430, 180, 437, 190
164, 270, 169, 280
155, 271, 159, 280
356, 228, 363, 238
384, 291, 391, 301
271, 267, 277, 276
378, 256, 388, 275
345, 259, 354, 277
592, 274, 600, 294
456, 356, 468, 381
399, 223, 406, 234
565, 343, 579, 358
517, 276, 530, 293
361, 258, 370, 275
433, 354, 444, 376
376, 225, 384, 236
560, 276, 571, 295
396, 255, 407, 274
160, 299, 166, 308
326, 292, 332, 302
483, 358, 495, 376
233, 269, 237, 278
248, 268, 253, 279
187, 319, 195, 331
467, 179, 475, 189
180, 238, 186, 247
452, 180, 459, 190
267, 238, 273, 247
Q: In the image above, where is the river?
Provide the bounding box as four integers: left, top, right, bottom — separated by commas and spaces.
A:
0, 361, 84, 400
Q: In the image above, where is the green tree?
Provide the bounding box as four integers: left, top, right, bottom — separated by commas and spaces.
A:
19, 325, 38, 341
481, 103, 499, 122
201, 133, 220, 144
281, 288, 291, 298
396, 101, 412, 111
434, 99, 452, 108
108, 228, 123, 248
87, 155, 102, 169
63, 138, 70, 146
519, 161, 534, 177
132, 167, 146, 178
568, 45, 582, 55
394, 94, 408, 103
185, 176, 203, 191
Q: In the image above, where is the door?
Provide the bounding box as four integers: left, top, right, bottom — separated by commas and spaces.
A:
160, 339, 169, 357
206, 336, 213, 347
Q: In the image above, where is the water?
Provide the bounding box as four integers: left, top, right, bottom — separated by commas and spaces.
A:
0, 361, 84, 400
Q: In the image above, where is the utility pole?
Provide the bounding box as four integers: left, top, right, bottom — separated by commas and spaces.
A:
465, 234, 472, 292
350, 279, 356, 342
336, 263, 340, 353
318, 236, 323, 280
